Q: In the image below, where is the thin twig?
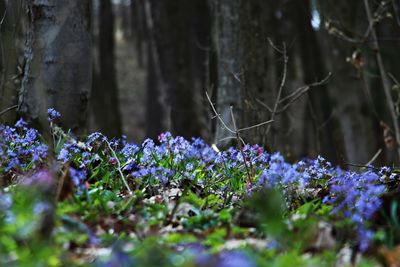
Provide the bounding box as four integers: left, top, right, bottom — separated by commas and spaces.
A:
0, 104, 17, 117
366, 148, 382, 166
265, 43, 288, 136
255, 99, 273, 113
267, 38, 284, 54
230, 106, 253, 184
279, 73, 331, 104
344, 162, 380, 171
205, 91, 236, 134
102, 135, 132, 195
388, 72, 400, 85
237, 119, 274, 133
278, 85, 310, 104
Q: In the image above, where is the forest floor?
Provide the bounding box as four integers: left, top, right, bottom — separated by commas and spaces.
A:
1, 116, 399, 266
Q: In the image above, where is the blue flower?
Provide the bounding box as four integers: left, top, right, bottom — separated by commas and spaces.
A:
47, 108, 61, 122
15, 118, 28, 129
217, 251, 255, 267
69, 167, 87, 191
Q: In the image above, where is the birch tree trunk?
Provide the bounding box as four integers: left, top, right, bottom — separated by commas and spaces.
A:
19, 0, 92, 133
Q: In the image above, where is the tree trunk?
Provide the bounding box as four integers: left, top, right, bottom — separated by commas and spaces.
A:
291, 0, 338, 161
130, 0, 146, 67
0, 0, 23, 124
211, 0, 275, 147
19, 0, 92, 133
143, 0, 170, 139
91, 0, 122, 138
210, 0, 246, 146
318, 0, 378, 165
148, 0, 210, 139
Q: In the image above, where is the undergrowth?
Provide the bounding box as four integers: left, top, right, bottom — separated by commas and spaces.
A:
0, 109, 399, 266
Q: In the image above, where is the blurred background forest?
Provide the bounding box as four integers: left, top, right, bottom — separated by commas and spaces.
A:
0, 0, 400, 167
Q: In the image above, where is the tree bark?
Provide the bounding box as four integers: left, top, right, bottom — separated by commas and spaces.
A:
210, 0, 245, 146
211, 0, 275, 146
19, 0, 92, 133
0, 0, 23, 124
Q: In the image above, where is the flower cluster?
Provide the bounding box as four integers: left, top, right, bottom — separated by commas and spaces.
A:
324, 170, 385, 251
0, 111, 394, 252
47, 108, 61, 122
0, 119, 48, 172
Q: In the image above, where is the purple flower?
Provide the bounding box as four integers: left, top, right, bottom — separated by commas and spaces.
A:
0, 193, 12, 210
47, 108, 61, 122
69, 167, 87, 190
15, 118, 28, 129
217, 251, 255, 267
22, 169, 54, 189
121, 143, 140, 158
86, 132, 106, 146
328, 170, 385, 250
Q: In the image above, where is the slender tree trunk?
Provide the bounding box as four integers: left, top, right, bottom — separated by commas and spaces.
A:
91, 0, 122, 137
148, 0, 210, 139
211, 0, 245, 146
130, 0, 146, 67
291, 0, 338, 161
318, 0, 378, 164
211, 0, 276, 146
143, 0, 170, 139
19, 0, 92, 133
0, 0, 23, 124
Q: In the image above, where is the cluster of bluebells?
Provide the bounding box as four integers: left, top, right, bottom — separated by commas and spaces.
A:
0, 119, 48, 172
0, 111, 395, 251
324, 170, 386, 251
47, 108, 61, 122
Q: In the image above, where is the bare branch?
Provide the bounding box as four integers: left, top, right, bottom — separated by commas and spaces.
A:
366, 148, 382, 166
267, 38, 284, 54
0, 105, 17, 117
255, 98, 273, 112
388, 72, 400, 85
205, 91, 236, 134
265, 43, 288, 136
237, 120, 274, 133
279, 73, 331, 104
